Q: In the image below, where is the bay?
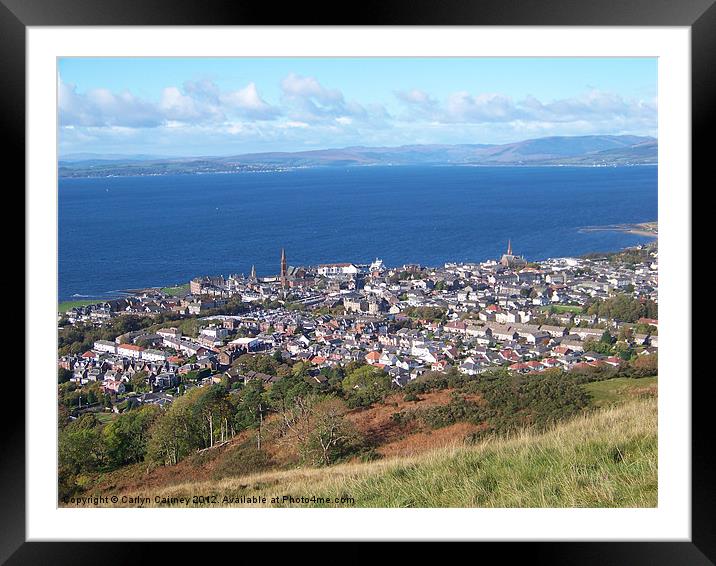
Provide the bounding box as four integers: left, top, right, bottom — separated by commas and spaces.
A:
58, 165, 657, 301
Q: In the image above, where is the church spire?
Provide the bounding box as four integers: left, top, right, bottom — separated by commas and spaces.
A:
250, 264, 256, 279
507, 239, 512, 256
280, 248, 288, 288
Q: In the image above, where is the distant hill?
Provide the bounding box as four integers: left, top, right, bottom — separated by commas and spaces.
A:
59, 153, 175, 163
58, 135, 657, 178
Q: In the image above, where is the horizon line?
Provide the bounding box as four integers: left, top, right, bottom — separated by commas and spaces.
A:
58, 133, 657, 161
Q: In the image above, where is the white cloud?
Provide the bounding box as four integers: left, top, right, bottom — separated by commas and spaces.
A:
159, 86, 215, 122
59, 80, 162, 128
59, 74, 657, 156
278, 121, 310, 129
59, 78, 278, 129
280, 73, 343, 104
444, 92, 517, 123
220, 82, 280, 119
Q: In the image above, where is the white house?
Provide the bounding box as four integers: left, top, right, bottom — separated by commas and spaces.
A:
201, 326, 229, 341
229, 337, 261, 351
142, 349, 168, 362
317, 263, 359, 277
117, 343, 144, 359
157, 327, 182, 339
93, 340, 117, 354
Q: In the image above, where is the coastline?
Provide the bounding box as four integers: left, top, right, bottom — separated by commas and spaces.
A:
58, 239, 656, 305
578, 221, 657, 239
59, 162, 658, 180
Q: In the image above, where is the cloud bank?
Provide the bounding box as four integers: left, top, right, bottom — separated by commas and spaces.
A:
59, 73, 657, 156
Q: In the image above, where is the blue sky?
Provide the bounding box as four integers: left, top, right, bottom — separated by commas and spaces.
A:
58, 57, 657, 157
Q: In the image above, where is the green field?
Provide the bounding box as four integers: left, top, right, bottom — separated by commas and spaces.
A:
583, 376, 657, 408
58, 299, 101, 313
161, 284, 190, 297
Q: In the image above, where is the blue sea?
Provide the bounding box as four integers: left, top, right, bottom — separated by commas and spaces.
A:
58, 165, 657, 301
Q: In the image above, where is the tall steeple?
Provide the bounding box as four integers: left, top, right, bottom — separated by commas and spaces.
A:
280, 248, 288, 288
250, 264, 256, 280
507, 239, 512, 256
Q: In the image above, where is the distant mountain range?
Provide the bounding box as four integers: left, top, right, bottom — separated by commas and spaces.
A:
58, 135, 657, 178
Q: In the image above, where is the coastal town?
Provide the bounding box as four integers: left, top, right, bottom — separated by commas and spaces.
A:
51, 55, 663, 513
58, 239, 658, 416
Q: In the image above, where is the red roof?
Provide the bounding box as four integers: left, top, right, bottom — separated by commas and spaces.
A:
118, 343, 144, 351
81, 351, 95, 358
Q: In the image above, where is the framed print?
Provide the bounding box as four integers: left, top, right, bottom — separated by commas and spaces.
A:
5, 0, 712, 561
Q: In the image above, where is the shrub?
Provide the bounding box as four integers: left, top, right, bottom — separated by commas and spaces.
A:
211, 442, 273, 480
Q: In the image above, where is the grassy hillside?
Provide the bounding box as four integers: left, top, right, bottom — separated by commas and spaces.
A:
92, 396, 656, 508
583, 376, 657, 408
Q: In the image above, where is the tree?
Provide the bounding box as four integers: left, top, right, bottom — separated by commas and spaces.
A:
129, 371, 150, 393
268, 372, 312, 411
587, 294, 657, 323
292, 361, 311, 380
630, 352, 658, 376
58, 416, 105, 475
58, 367, 72, 384
617, 326, 634, 342
58, 420, 105, 500
342, 365, 391, 407
275, 394, 361, 466
307, 397, 361, 466
234, 380, 267, 433
146, 392, 203, 466
600, 330, 614, 344
102, 405, 160, 468
193, 385, 234, 448
583, 338, 613, 356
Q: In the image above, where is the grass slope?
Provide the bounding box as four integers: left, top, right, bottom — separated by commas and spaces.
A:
107, 397, 657, 508
583, 376, 657, 408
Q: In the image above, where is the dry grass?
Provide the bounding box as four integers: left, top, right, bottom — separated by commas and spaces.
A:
75, 397, 657, 508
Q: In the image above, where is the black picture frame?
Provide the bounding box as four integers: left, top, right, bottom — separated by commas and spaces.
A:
4, 0, 709, 561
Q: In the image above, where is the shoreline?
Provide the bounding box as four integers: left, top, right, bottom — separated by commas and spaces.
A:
58, 239, 656, 305
578, 221, 657, 239
59, 162, 658, 181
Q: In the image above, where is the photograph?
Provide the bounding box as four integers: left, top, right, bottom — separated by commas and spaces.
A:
56, 55, 661, 509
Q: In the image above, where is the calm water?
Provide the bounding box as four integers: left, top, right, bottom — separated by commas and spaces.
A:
58, 165, 657, 301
